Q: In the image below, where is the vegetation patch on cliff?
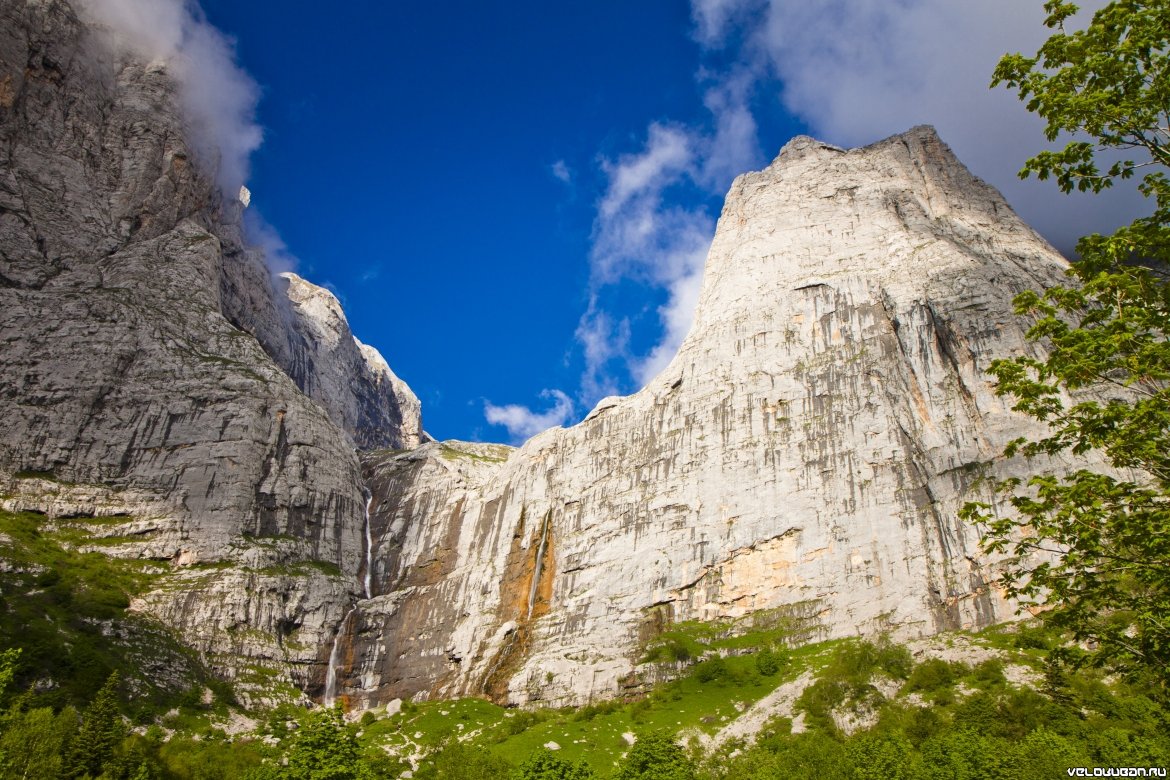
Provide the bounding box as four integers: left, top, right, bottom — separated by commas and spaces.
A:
0, 509, 229, 718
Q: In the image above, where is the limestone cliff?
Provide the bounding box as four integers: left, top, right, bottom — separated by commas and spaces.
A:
279, 272, 422, 451
0, 0, 1096, 713
327, 128, 1083, 709
0, 0, 418, 702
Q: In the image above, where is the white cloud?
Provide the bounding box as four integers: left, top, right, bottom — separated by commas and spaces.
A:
575, 63, 770, 402
583, 122, 718, 402
575, 305, 632, 402
243, 209, 298, 274
484, 389, 575, 443
551, 160, 572, 184
705, 0, 1143, 253
632, 260, 707, 385
691, 0, 759, 47
598, 124, 693, 220
698, 73, 761, 189
76, 0, 262, 194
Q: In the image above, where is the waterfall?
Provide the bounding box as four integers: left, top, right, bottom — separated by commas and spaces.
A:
526, 513, 551, 619
323, 491, 373, 707
362, 492, 374, 599
323, 606, 357, 708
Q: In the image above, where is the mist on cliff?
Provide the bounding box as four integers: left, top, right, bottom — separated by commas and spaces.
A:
75, 0, 261, 195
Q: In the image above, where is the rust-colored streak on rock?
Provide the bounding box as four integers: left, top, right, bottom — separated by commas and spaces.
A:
401, 497, 465, 588
532, 511, 556, 620
480, 509, 556, 702
497, 507, 537, 622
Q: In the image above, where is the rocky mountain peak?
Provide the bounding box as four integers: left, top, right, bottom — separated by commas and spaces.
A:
278, 272, 422, 451
774, 133, 845, 162
693, 125, 1048, 350
331, 125, 1087, 709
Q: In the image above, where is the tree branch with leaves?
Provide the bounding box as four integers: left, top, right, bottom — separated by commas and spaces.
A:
962, 0, 1170, 690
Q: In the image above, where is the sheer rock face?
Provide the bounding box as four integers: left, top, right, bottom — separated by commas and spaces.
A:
0, 0, 418, 703
0, 0, 1086, 712
332, 128, 1075, 709
279, 272, 422, 451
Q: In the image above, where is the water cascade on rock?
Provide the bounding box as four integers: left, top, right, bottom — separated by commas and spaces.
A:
323, 606, 357, 707
362, 492, 374, 599
527, 512, 552, 619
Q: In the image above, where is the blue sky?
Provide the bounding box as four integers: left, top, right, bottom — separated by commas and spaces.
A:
82, 0, 1143, 443
190, 1, 793, 443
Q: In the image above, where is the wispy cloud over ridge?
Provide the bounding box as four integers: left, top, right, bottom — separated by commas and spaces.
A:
691, 0, 763, 48
566, 0, 1146, 424
485, 389, 575, 443
690, 0, 1141, 253
242, 209, 298, 274
551, 160, 572, 184
578, 105, 747, 405
76, 0, 262, 193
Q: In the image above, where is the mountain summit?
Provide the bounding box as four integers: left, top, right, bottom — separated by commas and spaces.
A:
340, 125, 1077, 707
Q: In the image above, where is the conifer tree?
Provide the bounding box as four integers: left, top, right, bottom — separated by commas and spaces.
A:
65, 671, 126, 779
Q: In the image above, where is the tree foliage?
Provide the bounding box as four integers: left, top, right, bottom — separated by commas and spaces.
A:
964, 0, 1170, 688
0, 704, 76, 779
66, 671, 126, 778
615, 731, 695, 780
271, 705, 372, 780
513, 747, 595, 780
0, 650, 17, 702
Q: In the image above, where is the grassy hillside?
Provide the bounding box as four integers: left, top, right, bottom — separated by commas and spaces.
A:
0, 503, 1165, 778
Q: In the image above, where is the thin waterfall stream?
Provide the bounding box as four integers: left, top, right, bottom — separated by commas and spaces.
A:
526, 513, 551, 619
323, 606, 357, 707
362, 491, 373, 599
323, 491, 374, 707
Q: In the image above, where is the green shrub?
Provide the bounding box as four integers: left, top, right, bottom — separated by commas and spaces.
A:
795, 678, 850, 731
903, 705, 945, 747
573, 699, 621, 721
826, 639, 913, 688
1089, 727, 1170, 767
694, 656, 728, 684
903, 659, 967, 695
1012, 727, 1091, 780
514, 747, 595, 779
876, 642, 914, 680
642, 638, 695, 664
1013, 625, 1053, 651
920, 729, 1017, 780
629, 697, 652, 723
755, 648, 782, 676
504, 709, 541, 736
846, 733, 922, 780
968, 658, 1006, 689
731, 731, 853, 779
